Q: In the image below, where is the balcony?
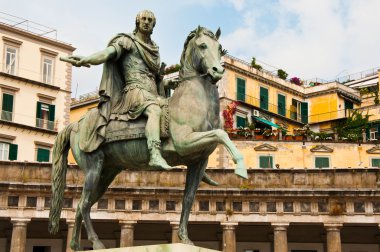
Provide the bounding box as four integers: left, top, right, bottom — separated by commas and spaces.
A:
1, 110, 12, 121
236, 92, 304, 123
36, 118, 55, 130
309, 109, 353, 124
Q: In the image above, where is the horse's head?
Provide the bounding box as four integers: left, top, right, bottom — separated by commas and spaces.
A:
180, 26, 225, 84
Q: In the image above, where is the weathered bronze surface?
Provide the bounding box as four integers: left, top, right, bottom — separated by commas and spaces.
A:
50, 10, 247, 250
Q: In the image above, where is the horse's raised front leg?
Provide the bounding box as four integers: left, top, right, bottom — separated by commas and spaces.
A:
178, 159, 208, 244
174, 129, 247, 178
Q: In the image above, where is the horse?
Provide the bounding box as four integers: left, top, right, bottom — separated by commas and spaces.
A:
48, 26, 247, 250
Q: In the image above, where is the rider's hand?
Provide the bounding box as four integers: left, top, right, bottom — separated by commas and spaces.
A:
68, 56, 89, 67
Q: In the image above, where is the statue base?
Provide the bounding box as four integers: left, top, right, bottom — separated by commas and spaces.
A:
81, 243, 221, 252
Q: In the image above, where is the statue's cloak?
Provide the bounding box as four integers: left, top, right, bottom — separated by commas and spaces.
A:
78, 33, 160, 153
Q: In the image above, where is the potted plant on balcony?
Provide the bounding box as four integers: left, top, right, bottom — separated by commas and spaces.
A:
284, 134, 294, 141
294, 128, 305, 141
254, 128, 264, 140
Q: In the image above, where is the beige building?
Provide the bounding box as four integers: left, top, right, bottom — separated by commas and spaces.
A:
0, 16, 75, 162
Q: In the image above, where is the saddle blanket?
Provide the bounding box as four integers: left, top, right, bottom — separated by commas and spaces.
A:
105, 104, 169, 143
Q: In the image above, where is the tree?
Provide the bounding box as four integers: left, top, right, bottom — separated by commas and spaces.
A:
336, 109, 370, 141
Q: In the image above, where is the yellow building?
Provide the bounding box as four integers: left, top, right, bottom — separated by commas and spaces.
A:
0, 15, 75, 162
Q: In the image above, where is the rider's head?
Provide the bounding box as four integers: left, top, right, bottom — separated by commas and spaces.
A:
134, 10, 156, 35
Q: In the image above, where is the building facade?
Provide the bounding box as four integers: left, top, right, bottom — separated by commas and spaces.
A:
0, 19, 75, 163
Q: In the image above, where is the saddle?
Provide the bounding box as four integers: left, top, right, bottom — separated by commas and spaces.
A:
105, 103, 169, 143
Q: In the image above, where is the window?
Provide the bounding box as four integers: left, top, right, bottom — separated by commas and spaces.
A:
36, 102, 55, 130
236, 77, 246, 102
5, 46, 17, 75
42, 56, 53, 84
372, 158, 380, 168
8, 196, 19, 207
1, 92, 14, 121
260, 87, 268, 110
283, 202, 294, 212
0, 142, 17, 161
277, 94, 286, 116
266, 202, 276, 212
373, 202, 380, 213
291, 99, 301, 121
300, 202, 311, 213
115, 200, 125, 210
232, 201, 242, 212
315, 157, 330, 168
353, 201, 365, 213
369, 128, 378, 140
216, 201, 225, 212
166, 201, 176, 211
199, 200, 209, 211
236, 115, 246, 128
44, 197, 51, 208
318, 200, 328, 212
26, 197, 37, 208
36, 147, 50, 162
149, 200, 159, 211
97, 199, 108, 209
63, 198, 73, 208
249, 202, 259, 212
132, 200, 142, 210
259, 155, 273, 168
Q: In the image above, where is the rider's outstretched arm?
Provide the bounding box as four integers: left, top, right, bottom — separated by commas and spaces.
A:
70, 46, 117, 67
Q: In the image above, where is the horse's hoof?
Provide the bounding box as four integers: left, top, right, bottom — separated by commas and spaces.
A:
181, 238, 194, 245
93, 240, 106, 250
70, 240, 80, 251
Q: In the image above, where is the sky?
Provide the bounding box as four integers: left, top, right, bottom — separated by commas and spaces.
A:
1, 0, 380, 98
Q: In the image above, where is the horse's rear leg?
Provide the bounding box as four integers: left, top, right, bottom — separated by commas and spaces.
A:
178, 159, 207, 245
80, 151, 106, 250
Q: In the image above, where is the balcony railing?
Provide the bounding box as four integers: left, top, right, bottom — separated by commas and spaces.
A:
1, 110, 12, 121
36, 118, 55, 130
236, 93, 304, 123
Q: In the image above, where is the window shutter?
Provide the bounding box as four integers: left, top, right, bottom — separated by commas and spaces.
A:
278, 94, 286, 116
344, 100, 353, 110
316, 157, 329, 168
259, 156, 273, 168
49, 104, 55, 121
372, 159, 380, 167
2, 93, 13, 112
37, 148, 50, 162
8, 144, 18, 161
236, 78, 245, 102
301, 102, 308, 123
36, 102, 42, 119
236, 116, 246, 128
260, 87, 268, 110
259, 156, 265, 168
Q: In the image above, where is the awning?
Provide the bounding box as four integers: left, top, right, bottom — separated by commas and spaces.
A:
252, 116, 281, 129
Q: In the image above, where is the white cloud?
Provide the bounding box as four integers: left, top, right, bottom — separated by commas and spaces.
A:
222, 0, 380, 81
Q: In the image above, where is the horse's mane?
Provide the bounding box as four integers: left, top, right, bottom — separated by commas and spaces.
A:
179, 26, 218, 77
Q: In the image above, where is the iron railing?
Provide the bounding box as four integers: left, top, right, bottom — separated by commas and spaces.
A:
1, 110, 12, 121
35, 118, 55, 130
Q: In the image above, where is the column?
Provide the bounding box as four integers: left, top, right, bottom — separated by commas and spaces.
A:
324, 223, 342, 252
66, 219, 75, 252
10, 218, 30, 252
170, 222, 180, 243
119, 220, 136, 248
272, 223, 289, 252
221, 222, 238, 252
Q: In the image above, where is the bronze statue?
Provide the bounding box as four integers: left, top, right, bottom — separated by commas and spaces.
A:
50, 11, 247, 250
65, 10, 171, 170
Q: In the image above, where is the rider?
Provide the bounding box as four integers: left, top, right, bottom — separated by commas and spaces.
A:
68, 10, 172, 170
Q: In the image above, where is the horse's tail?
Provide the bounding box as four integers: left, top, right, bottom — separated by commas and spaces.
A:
48, 123, 75, 234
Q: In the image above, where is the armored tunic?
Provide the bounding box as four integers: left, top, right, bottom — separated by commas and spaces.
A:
111, 34, 160, 121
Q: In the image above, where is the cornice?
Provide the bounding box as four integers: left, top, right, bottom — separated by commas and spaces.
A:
0, 23, 75, 52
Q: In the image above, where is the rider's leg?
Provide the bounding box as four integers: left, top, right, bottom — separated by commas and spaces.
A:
144, 104, 172, 170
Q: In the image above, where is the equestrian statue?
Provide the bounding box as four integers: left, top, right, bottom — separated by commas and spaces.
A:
48, 10, 247, 250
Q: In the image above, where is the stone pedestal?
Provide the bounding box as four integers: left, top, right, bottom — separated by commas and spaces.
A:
272, 223, 289, 252
325, 223, 342, 252
80, 243, 221, 252
10, 218, 30, 252
221, 222, 238, 252
170, 222, 180, 243
119, 220, 136, 247
66, 219, 76, 252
